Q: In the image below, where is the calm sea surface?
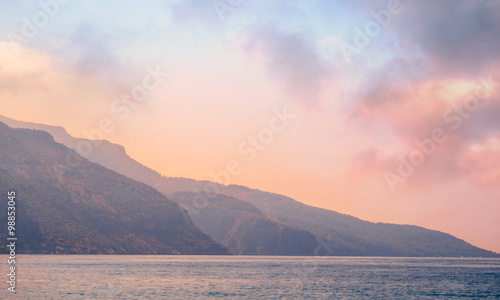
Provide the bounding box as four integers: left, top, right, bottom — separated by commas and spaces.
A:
1, 255, 499, 299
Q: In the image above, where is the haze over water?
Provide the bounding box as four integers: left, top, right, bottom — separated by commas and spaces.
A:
3, 255, 499, 299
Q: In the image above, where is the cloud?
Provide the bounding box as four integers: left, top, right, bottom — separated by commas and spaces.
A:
243, 28, 333, 107
64, 23, 122, 74
340, 0, 500, 190
0, 42, 124, 132
464, 138, 500, 187
341, 0, 500, 115
393, 0, 500, 76
43, 21, 145, 89
347, 73, 500, 189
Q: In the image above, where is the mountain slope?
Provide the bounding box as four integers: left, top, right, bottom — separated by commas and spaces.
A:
218, 185, 499, 257
2, 116, 498, 257
0, 115, 162, 185
0, 115, 201, 195
172, 192, 319, 255
0, 121, 228, 254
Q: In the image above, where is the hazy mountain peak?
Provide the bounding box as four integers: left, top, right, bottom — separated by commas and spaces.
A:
2, 117, 498, 257
0, 122, 228, 254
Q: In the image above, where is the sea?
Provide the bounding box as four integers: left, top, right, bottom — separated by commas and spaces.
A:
1, 255, 499, 299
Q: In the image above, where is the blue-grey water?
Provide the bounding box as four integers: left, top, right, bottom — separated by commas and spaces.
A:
1, 255, 499, 299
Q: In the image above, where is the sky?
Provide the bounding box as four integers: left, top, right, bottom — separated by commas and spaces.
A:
1, 0, 500, 253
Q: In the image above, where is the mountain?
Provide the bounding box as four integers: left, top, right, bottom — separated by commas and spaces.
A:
172, 192, 319, 255
0, 115, 162, 185
0, 121, 228, 254
2, 115, 498, 257
0, 115, 204, 195
218, 185, 499, 257
165, 183, 499, 257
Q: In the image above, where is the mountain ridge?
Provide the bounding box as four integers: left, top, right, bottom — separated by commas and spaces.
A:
172, 191, 320, 255
1, 115, 498, 257
0, 121, 228, 255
